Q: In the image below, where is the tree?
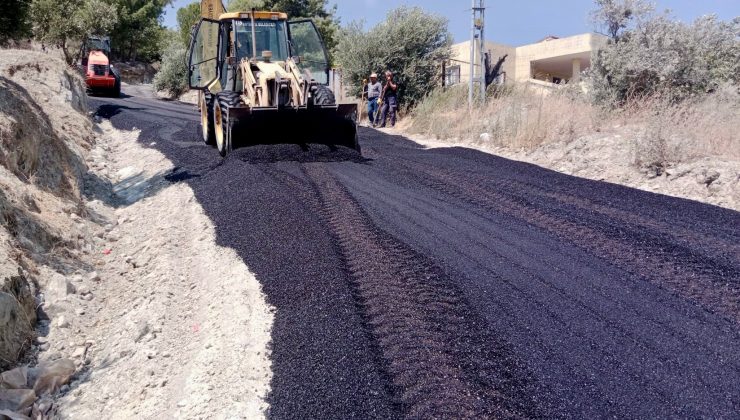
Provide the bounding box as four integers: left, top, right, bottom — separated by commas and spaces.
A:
0, 0, 32, 43
177, 2, 201, 47
334, 7, 452, 108
154, 37, 189, 97
109, 0, 171, 61
228, 0, 264, 11
261, 0, 339, 61
590, 0, 654, 41
588, 10, 740, 104
30, 0, 117, 63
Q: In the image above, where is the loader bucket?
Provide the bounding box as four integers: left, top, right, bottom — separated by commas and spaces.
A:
227, 103, 359, 151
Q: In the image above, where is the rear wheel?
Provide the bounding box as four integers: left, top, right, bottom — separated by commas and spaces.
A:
313, 85, 336, 105
213, 91, 243, 157
201, 91, 216, 146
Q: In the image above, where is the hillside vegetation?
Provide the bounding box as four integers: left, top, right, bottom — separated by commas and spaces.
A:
404, 2, 739, 210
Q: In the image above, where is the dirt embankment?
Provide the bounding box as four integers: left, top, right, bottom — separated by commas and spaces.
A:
0, 49, 273, 418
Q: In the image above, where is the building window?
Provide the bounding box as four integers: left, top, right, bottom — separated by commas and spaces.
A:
445, 65, 461, 85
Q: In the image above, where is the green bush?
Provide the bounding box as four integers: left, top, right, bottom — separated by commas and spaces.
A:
334, 6, 452, 109
30, 0, 117, 64
154, 40, 189, 98
588, 1, 740, 104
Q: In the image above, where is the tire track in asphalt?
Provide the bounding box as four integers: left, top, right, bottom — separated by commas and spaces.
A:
332, 162, 740, 414
263, 163, 549, 419
385, 156, 740, 323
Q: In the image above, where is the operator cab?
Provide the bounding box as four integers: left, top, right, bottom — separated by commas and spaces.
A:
188, 12, 330, 91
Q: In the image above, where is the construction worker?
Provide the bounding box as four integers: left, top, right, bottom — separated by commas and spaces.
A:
378, 70, 398, 128
366, 73, 382, 127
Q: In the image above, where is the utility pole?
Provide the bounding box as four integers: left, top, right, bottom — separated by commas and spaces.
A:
468, 0, 486, 108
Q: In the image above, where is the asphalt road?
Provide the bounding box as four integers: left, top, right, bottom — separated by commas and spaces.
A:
91, 89, 740, 419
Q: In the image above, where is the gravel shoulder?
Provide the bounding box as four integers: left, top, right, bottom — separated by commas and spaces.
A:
53, 121, 274, 418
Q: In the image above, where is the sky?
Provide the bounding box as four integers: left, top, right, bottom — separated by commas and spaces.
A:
162, 0, 739, 46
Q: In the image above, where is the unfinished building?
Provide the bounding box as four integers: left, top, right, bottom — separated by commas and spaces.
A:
447, 33, 608, 88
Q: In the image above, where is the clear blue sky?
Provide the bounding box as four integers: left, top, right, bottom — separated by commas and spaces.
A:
162, 0, 739, 45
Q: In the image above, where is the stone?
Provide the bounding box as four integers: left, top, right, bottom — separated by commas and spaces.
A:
72, 347, 86, 359
133, 321, 149, 343
88, 272, 101, 282
0, 367, 28, 389
0, 293, 33, 371
55, 316, 69, 329
30, 359, 75, 395
47, 275, 75, 301
0, 389, 36, 412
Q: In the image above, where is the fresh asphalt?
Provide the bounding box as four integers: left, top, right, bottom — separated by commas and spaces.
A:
91, 90, 740, 419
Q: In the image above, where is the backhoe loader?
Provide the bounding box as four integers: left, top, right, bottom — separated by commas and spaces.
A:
188, 0, 359, 156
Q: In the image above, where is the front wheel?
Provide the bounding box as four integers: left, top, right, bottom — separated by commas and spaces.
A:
213, 91, 243, 157
201, 91, 216, 146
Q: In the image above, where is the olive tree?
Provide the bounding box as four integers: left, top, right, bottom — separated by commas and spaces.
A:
30, 0, 117, 64
590, 0, 654, 40
588, 1, 740, 104
334, 7, 452, 109
154, 37, 189, 98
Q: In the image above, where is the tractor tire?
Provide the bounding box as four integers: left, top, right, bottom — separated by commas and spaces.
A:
213, 91, 243, 157
112, 76, 121, 98
313, 85, 336, 106
201, 90, 216, 146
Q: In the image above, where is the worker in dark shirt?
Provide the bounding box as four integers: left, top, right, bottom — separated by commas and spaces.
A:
378, 70, 398, 128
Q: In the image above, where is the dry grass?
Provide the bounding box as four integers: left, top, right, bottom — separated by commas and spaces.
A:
407, 84, 740, 169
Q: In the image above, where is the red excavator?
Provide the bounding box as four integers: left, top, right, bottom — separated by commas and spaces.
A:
80, 36, 121, 97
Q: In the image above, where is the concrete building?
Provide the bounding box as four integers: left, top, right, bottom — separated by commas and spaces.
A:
446, 33, 607, 88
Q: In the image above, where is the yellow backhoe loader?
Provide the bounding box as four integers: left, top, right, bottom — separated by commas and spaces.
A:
188, 0, 359, 156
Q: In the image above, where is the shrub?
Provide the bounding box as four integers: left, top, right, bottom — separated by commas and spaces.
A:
588, 2, 740, 104
334, 6, 452, 109
154, 40, 189, 98
30, 0, 117, 64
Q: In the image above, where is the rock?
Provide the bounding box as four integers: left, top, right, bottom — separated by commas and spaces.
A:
76, 284, 91, 296
480, 132, 491, 142
702, 169, 720, 186
0, 367, 28, 389
71, 347, 86, 359
30, 359, 75, 395
0, 291, 35, 371
55, 316, 69, 329
88, 272, 100, 282
0, 388, 36, 412
75, 308, 85, 316
133, 321, 149, 343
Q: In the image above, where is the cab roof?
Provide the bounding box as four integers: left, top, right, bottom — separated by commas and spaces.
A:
219, 11, 288, 20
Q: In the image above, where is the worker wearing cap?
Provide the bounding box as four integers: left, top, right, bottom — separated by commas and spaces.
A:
379, 70, 399, 128
366, 73, 382, 127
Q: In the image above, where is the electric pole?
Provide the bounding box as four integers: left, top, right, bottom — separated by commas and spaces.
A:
469, 0, 486, 108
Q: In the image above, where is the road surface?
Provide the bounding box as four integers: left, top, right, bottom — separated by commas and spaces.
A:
91, 89, 740, 419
